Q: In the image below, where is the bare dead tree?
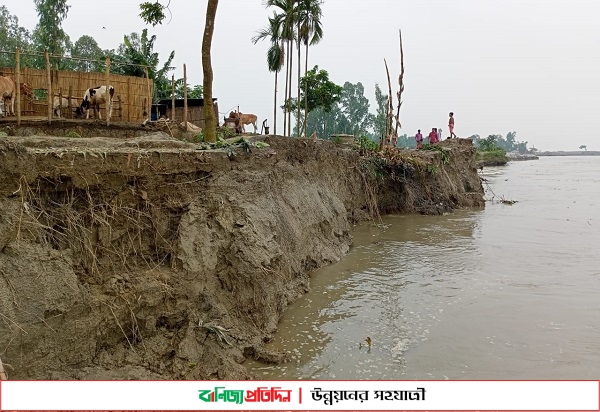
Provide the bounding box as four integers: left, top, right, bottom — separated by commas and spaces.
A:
384, 58, 394, 146
383, 29, 405, 147
394, 29, 405, 138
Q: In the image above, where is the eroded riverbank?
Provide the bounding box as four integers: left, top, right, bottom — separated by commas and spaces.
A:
247, 157, 600, 380
0, 133, 482, 379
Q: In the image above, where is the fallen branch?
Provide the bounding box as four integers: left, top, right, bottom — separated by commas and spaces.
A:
0, 356, 7, 380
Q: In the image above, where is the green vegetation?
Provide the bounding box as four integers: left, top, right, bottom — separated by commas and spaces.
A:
473, 135, 508, 165
426, 164, 440, 175
331, 135, 343, 144
1, 4, 202, 103
32, 0, 71, 69
355, 135, 378, 154
64, 129, 81, 138
254, 0, 324, 137
285, 65, 343, 136
111, 29, 175, 102
193, 127, 236, 144
476, 150, 508, 165
471, 131, 529, 154
421, 144, 450, 164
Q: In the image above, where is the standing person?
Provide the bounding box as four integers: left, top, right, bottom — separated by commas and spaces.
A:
449, 112, 457, 138
428, 127, 438, 144
438, 128, 444, 140
415, 129, 423, 149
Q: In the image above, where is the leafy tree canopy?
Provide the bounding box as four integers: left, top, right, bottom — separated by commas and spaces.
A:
111, 29, 175, 102
65, 35, 104, 72
0, 6, 32, 67
286, 65, 342, 114
32, 0, 72, 68
139, 1, 170, 26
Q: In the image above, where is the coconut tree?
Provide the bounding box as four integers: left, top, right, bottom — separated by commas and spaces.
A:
266, 0, 296, 137
298, 0, 323, 137
252, 13, 285, 136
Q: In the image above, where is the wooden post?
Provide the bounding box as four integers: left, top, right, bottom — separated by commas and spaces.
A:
68, 85, 72, 119
118, 95, 122, 121
144, 66, 151, 120
183, 64, 188, 127
58, 87, 62, 118
126, 77, 131, 123
171, 74, 175, 121
15, 48, 21, 126
105, 56, 111, 126
45, 51, 52, 124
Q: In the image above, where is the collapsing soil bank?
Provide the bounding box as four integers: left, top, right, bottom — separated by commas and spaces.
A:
0, 133, 483, 380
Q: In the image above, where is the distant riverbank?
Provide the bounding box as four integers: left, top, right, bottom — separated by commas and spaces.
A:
476, 150, 508, 167
537, 151, 600, 156
507, 152, 539, 161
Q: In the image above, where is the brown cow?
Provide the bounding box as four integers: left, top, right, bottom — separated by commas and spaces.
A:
229, 111, 258, 133
0, 77, 34, 117
0, 76, 16, 117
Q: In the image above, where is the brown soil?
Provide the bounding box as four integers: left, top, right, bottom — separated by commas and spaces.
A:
0, 128, 483, 380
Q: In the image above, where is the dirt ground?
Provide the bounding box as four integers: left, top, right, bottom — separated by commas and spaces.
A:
0, 127, 483, 380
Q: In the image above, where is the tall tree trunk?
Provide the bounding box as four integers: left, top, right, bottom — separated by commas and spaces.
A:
304, 41, 309, 138
283, 41, 289, 137
287, 38, 293, 137
296, 17, 301, 137
273, 71, 278, 135
202, 0, 219, 143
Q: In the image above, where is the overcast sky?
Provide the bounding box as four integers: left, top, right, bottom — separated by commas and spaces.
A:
4, 0, 600, 150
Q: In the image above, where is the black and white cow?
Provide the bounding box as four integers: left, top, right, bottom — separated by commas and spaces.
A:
79, 85, 114, 120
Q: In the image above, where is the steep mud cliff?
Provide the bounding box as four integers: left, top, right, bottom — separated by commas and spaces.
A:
0, 132, 483, 380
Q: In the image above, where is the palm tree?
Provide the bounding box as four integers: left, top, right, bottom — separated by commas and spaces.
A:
252, 13, 285, 136
298, 0, 323, 137
266, 0, 296, 137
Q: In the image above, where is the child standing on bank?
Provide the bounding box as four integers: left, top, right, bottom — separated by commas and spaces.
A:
415, 129, 423, 149
448, 112, 457, 138
428, 127, 439, 144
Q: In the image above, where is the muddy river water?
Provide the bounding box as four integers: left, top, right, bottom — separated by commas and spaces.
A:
247, 156, 600, 379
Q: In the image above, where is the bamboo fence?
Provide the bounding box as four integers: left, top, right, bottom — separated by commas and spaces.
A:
0, 49, 153, 124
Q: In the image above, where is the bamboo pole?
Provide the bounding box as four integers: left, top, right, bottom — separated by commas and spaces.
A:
68, 85, 72, 118
126, 77, 131, 122
15, 48, 21, 125
45, 51, 52, 124
144, 66, 151, 120
183, 64, 188, 127
105, 56, 111, 126
171, 74, 175, 121
58, 87, 63, 118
